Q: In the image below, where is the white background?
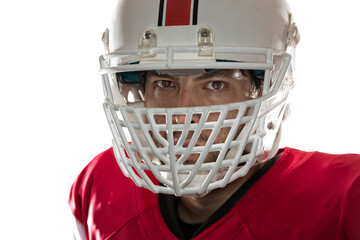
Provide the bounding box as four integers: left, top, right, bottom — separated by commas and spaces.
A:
0, 0, 359, 239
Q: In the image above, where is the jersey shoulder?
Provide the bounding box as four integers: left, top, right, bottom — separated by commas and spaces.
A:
68, 148, 161, 239
226, 148, 360, 239
275, 147, 360, 195
284, 147, 360, 179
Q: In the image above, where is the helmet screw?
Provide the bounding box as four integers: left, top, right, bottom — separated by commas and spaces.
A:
144, 30, 152, 39
267, 122, 276, 130
200, 28, 210, 38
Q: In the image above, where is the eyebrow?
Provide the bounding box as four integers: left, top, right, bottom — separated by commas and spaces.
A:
146, 69, 242, 81
195, 70, 240, 81
146, 71, 176, 80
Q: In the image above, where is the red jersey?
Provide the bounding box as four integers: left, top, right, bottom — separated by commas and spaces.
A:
69, 147, 360, 240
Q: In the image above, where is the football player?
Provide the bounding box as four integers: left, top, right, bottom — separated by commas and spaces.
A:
69, 0, 360, 239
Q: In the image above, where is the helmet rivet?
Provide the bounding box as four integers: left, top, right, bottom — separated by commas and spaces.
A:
144, 30, 152, 39
200, 28, 210, 38
267, 122, 276, 130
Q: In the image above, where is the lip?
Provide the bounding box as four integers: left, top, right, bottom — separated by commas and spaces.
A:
185, 154, 200, 163
173, 139, 204, 164
177, 140, 203, 148
175, 153, 199, 162
180, 140, 191, 148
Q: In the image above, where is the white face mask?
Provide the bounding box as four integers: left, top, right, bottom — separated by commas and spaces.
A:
159, 167, 230, 197
102, 45, 293, 196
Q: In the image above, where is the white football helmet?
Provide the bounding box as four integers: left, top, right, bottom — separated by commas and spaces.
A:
100, 0, 300, 196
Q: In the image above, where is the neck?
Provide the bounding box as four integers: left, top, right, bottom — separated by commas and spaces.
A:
178, 164, 262, 224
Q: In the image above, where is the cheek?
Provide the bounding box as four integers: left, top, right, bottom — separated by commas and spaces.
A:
231, 86, 254, 102
144, 95, 158, 107
144, 81, 152, 107
211, 109, 245, 143
144, 88, 163, 107
203, 86, 253, 106
144, 85, 177, 108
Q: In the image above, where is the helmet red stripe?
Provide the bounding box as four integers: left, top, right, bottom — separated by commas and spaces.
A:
165, 0, 192, 26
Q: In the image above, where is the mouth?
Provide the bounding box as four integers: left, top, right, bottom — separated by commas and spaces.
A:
175, 153, 200, 165
174, 140, 203, 164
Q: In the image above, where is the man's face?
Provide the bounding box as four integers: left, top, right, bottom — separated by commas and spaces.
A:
144, 69, 254, 108
144, 69, 255, 164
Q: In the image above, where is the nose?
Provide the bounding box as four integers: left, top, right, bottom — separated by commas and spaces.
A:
174, 113, 201, 124
173, 87, 202, 124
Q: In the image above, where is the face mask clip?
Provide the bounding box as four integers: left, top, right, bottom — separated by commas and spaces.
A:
139, 28, 158, 58
198, 26, 214, 57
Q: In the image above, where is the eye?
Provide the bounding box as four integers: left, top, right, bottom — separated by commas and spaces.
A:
205, 81, 226, 90
155, 80, 175, 88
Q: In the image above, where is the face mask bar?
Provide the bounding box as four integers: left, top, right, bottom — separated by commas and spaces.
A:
100, 46, 291, 196
100, 46, 278, 77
